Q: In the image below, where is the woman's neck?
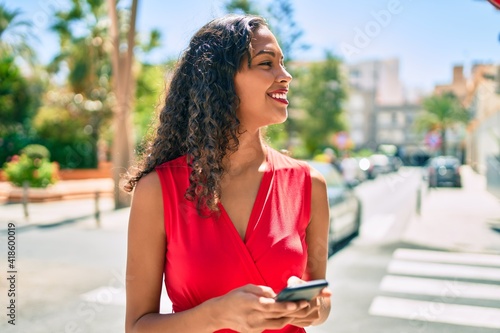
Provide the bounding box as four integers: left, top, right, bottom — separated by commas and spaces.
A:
225, 129, 267, 176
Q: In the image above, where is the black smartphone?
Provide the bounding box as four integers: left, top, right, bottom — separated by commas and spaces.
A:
275, 279, 329, 302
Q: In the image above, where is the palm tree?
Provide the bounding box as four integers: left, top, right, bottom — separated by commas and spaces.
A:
107, 0, 138, 208
415, 92, 469, 155
0, 3, 35, 62
49, 0, 111, 95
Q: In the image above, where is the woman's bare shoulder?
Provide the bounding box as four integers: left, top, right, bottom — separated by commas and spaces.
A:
129, 171, 164, 229
307, 164, 327, 195
132, 171, 163, 200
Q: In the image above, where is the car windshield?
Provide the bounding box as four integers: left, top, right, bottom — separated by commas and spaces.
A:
307, 161, 344, 187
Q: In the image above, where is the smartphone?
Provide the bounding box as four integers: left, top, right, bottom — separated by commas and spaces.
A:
275, 279, 329, 302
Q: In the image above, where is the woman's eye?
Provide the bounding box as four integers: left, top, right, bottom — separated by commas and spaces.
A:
260, 61, 272, 67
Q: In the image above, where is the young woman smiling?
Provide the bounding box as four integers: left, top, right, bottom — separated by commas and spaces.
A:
124, 14, 331, 333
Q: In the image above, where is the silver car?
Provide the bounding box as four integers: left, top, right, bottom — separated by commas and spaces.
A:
307, 161, 363, 256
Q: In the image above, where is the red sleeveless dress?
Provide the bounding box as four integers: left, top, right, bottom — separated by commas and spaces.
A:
156, 147, 311, 333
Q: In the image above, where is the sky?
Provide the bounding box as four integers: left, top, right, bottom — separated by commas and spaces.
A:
6, 0, 500, 93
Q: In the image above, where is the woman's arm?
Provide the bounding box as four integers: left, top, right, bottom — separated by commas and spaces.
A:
305, 166, 332, 325
286, 166, 332, 327
125, 171, 309, 333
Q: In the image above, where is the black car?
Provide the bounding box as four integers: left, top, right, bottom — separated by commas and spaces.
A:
426, 156, 462, 188
307, 161, 362, 255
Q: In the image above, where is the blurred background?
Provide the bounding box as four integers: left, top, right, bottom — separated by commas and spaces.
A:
1, 1, 500, 332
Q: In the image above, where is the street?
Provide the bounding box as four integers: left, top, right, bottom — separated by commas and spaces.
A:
1, 167, 500, 332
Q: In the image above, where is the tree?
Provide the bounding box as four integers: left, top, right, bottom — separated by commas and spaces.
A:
296, 52, 347, 155
48, 0, 158, 207
107, 0, 138, 208
223, 0, 259, 15
0, 53, 39, 165
0, 3, 35, 63
47, 0, 114, 170
415, 92, 469, 155
0, 4, 42, 165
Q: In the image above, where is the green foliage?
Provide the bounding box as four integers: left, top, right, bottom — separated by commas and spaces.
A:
415, 92, 469, 132
352, 148, 374, 158
21, 144, 50, 160
0, 50, 44, 167
0, 54, 35, 124
0, 125, 33, 165
415, 92, 469, 155
0, 3, 35, 63
296, 52, 348, 155
134, 63, 167, 148
2, 145, 58, 188
223, 0, 260, 15
47, 0, 162, 172
32, 103, 99, 169
263, 123, 289, 150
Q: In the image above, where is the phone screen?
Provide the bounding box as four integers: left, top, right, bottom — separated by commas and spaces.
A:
275, 279, 328, 302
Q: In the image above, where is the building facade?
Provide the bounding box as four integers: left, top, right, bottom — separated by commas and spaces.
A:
344, 58, 425, 156
465, 64, 500, 174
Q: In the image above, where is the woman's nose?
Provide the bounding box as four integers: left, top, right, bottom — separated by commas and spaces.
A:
277, 66, 292, 83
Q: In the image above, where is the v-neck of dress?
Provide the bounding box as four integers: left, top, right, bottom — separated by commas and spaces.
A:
218, 147, 274, 244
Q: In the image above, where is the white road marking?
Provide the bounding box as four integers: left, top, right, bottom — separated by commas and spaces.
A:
369, 296, 500, 329
393, 248, 500, 267
80, 287, 125, 306
80, 286, 173, 313
379, 275, 500, 301
388, 260, 500, 281
360, 214, 396, 240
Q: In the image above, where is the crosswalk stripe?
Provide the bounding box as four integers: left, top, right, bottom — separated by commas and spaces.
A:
380, 275, 500, 301
369, 296, 500, 329
388, 260, 500, 281
393, 248, 500, 267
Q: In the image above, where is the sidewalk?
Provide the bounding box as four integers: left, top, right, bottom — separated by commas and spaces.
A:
403, 165, 500, 254
0, 178, 113, 203
0, 178, 121, 232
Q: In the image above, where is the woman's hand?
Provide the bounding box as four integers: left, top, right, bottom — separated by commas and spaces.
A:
282, 276, 332, 328
208, 284, 310, 333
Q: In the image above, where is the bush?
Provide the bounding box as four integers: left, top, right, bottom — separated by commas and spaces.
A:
32, 105, 99, 169
21, 144, 50, 160
2, 145, 58, 188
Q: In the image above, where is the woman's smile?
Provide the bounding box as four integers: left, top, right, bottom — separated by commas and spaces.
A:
268, 90, 289, 105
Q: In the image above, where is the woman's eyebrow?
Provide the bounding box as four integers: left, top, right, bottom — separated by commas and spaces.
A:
254, 49, 276, 57
252, 49, 285, 62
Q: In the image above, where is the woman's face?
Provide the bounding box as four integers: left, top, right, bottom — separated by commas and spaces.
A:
234, 27, 292, 132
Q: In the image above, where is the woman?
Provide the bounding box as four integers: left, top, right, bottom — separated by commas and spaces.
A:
124, 14, 331, 333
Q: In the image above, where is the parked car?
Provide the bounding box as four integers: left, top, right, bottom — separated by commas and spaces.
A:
365, 154, 392, 179
340, 157, 367, 187
388, 155, 403, 172
426, 156, 462, 188
307, 161, 362, 256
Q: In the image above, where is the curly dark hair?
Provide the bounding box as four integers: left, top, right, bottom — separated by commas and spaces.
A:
124, 14, 268, 215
